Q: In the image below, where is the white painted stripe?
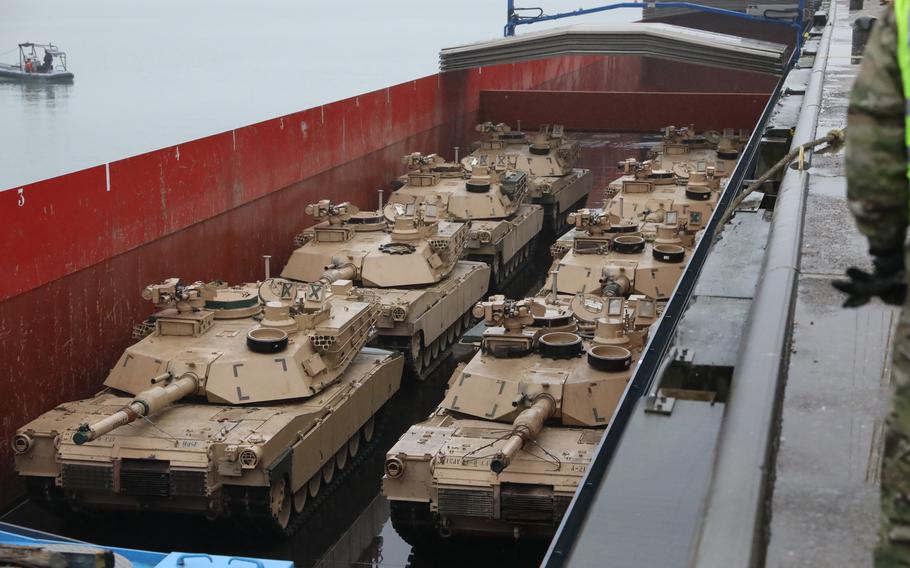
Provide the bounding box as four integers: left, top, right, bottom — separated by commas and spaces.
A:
105, 163, 111, 192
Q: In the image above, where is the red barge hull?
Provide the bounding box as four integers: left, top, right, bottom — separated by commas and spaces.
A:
0, 53, 775, 508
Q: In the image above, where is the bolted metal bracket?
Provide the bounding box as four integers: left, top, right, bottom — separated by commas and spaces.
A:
644, 393, 677, 415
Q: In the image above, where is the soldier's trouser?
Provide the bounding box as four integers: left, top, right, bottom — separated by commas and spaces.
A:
878, 255, 910, 567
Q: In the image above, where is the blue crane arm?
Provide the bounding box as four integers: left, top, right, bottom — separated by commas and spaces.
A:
504, 0, 804, 48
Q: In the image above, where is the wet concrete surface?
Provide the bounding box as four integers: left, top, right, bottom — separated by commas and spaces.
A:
765, 2, 896, 565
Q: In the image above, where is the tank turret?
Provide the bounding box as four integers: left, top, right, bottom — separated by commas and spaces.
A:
463, 122, 594, 233
283, 200, 468, 287
386, 152, 543, 291
545, 212, 693, 301
382, 295, 652, 542
281, 198, 491, 377
601, 127, 742, 237
13, 277, 404, 533
386, 153, 530, 222
75, 277, 379, 445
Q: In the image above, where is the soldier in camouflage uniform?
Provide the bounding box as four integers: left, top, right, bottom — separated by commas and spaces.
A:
838, 6, 910, 565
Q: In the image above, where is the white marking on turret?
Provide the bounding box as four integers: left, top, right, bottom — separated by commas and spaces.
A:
175, 146, 180, 161
105, 163, 111, 192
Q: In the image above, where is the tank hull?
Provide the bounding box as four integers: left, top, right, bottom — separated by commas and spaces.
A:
533, 169, 594, 233
465, 203, 544, 291
369, 260, 490, 378
383, 412, 601, 542
15, 347, 404, 533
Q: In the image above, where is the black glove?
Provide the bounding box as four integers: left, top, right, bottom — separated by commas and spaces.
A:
832, 248, 907, 308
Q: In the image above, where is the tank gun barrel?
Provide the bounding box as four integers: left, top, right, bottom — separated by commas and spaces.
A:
73, 374, 198, 445
320, 258, 358, 284
490, 395, 556, 474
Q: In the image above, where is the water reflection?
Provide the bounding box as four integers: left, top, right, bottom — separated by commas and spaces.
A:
0, 79, 71, 109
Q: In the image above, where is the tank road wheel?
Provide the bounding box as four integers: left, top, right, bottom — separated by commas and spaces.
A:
335, 445, 349, 470
411, 334, 424, 375
422, 344, 433, 370
363, 416, 376, 443
269, 476, 292, 531
492, 255, 502, 286
446, 325, 456, 346
293, 486, 307, 514
308, 473, 321, 498
430, 338, 440, 359
348, 432, 361, 458
322, 458, 336, 484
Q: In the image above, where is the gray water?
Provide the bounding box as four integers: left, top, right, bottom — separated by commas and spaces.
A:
0, 0, 639, 191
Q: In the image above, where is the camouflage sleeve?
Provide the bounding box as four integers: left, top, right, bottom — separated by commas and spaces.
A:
846, 8, 909, 253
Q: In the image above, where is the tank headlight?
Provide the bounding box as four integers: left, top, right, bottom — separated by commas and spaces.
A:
12, 434, 32, 455
385, 457, 405, 479
238, 446, 262, 469
476, 230, 492, 244
391, 305, 408, 322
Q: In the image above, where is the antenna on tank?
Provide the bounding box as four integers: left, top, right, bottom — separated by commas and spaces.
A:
378, 189, 384, 211
517, 120, 522, 132
262, 255, 272, 280
454, 146, 460, 162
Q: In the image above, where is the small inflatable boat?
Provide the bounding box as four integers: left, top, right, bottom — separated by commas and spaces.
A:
0, 43, 74, 82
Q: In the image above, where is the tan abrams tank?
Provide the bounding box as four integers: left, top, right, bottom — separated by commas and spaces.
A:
13, 278, 404, 535
543, 130, 735, 308
544, 208, 704, 302
383, 295, 653, 542
386, 153, 542, 291
463, 122, 593, 232
602, 127, 746, 234
282, 200, 490, 378
603, 161, 722, 238
648, 125, 745, 184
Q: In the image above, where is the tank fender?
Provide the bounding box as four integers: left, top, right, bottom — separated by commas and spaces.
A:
267, 447, 293, 484
406, 262, 490, 347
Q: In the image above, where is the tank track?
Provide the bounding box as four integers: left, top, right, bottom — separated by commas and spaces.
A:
474, 235, 539, 296
390, 499, 437, 547
26, 476, 68, 513
223, 408, 388, 536
375, 309, 474, 382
